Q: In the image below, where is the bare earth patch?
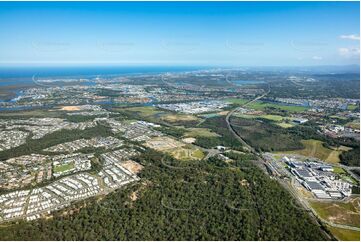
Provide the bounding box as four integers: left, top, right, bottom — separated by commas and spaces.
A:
122, 160, 143, 174
217, 111, 229, 116
310, 197, 360, 227
129, 181, 151, 202
162, 114, 198, 123
145, 136, 185, 151
60, 106, 82, 111
182, 137, 196, 143
129, 191, 138, 201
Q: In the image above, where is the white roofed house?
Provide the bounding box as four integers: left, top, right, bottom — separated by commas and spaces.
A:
319, 165, 333, 172
329, 180, 353, 197
292, 118, 308, 124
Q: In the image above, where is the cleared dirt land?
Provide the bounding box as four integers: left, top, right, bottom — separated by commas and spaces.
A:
327, 226, 360, 241
170, 148, 205, 160
60, 106, 82, 111
183, 128, 220, 138
310, 197, 360, 227
275, 122, 295, 128
182, 137, 196, 144
161, 114, 199, 123
121, 160, 143, 174
277, 139, 351, 164
145, 136, 184, 151
124, 106, 161, 116
144, 136, 204, 161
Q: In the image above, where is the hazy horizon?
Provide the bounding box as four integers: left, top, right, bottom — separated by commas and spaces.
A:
0, 1, 359, 66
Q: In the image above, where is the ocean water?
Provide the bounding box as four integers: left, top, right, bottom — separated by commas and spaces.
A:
0, 66, 207, 86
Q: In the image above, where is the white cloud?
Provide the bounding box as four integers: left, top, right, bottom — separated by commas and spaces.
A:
339, 34, 360, 40
312, 56, 323, 60
338, 47, 360, 58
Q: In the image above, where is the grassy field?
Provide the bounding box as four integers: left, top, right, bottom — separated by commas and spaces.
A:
330, 115, 347, 120
347, 104, 359, 111
224, 98, 249, 105
54, 162, 75, 173
246, 101, 309, 112
199, 113, 221, 118
330, 115, 348, 120
161, 114, 199, 123
335, 145, 353, 152
225, 98, 308, 113
170, 148, 205, 161
124, 106, 163, 116
232, 113, 254, 119
333, 166, 346, 174
276, 139, 349, 163
120, 106, 201, 125
258, 114, 285, 121
310, 197, 360, 227
0, 109, 61, 118
183, 128, 220, 138
233, 113, 286, 121
144, 136, 204, 161
340, 174, 359, 185
276, 122, 295, 128
232, 113, 295, 129
346, 121, 360, 130
327, 226, 360, 241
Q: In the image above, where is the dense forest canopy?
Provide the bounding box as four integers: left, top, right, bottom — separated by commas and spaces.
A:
0, 150, 330, 240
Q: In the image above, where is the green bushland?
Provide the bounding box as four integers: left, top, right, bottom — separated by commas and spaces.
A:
64, 115, 98, 123
0, 149, 329, 240
154, 126, 187, 138
230, 117, 304, 152
346, 121, 360, 130
194, 136, 225, 149
0, 109, 61, 118
340, 147, 360, 166
195, 116, 244, 150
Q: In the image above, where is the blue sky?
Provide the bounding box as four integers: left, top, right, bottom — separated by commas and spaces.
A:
0, 1, 359, 66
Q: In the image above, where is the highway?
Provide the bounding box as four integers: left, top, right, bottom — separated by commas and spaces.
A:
224, 84, 359, 238
225, 84, 270, 154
